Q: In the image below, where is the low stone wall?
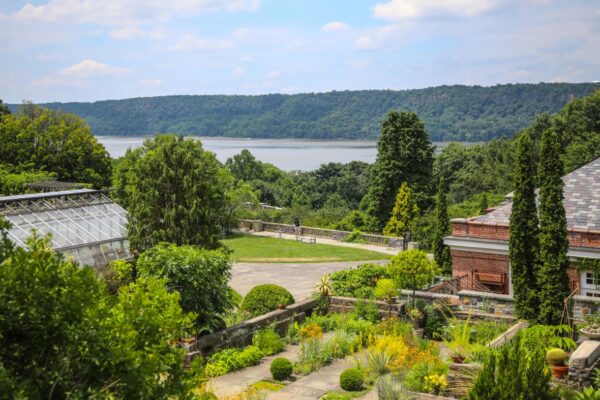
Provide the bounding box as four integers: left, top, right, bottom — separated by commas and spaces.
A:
239, 219, 403, 248
458, 290, 515, 316
573, 295, 600, 322
329, 296, 405, 317
193, 298, 318, 356
568, 340, 600, 389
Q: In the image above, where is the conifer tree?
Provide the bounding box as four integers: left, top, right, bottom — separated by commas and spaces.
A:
383, 182, 419, 250
537, 129, 570, 325
366, 111, 434, 232
432, 177, 452, 275
509, 131, 540, 321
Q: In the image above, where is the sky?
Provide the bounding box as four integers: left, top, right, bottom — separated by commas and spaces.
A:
1, 0, 599, 103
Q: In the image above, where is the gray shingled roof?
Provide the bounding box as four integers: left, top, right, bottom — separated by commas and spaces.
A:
471, 157, 600, 232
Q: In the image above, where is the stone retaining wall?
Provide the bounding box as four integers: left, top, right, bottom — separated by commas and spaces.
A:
573, 295, 600, 322
568, 340, 600, 389
329, 296, 405, 317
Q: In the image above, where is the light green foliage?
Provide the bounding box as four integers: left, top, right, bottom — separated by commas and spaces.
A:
204, 345, 264, 377
340, 368, 364, 391
374, 278, 398, 305
367, 111, 434, 232
0, 232, 197, 399
330, 263, 390, 298
137, 243, 235, 332
537, 129, 571, 325
509, 130, 541, 321
222, 181, 260, 232
121, 134, 232, 251
520, 325, 577, 351
383, 182, 419, 248
270, 357, 293, 381
0, 165, 55, 195
377, 374, 410, 400
432, 177, 452, 274
545, 348, 568, 365
240, 284, 295, 317
388, 250, 438, 302
575, 386, 600, 400
253, 327, 285, 355
0, 104, 111, 188
342, 229, 366, 244
295, 338, 333, 375
467, 333, 559, 400
403, 360, 448, 393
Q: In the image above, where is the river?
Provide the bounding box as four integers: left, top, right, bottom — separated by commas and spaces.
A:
96, 136, 477, 171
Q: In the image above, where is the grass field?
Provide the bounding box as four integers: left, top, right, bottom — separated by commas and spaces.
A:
222, 234, 392, 263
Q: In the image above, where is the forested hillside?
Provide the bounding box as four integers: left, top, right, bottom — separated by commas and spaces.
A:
11, 83, 599, 141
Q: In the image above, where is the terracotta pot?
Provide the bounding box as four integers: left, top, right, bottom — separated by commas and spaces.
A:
278, 304, 286, 310
551, 365, 568, 379
452, 355, 466, 364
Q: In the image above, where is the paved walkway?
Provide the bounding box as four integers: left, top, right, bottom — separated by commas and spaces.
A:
231, 260, 388, 300
208, 344, 302, 398
241, 229, 401, 256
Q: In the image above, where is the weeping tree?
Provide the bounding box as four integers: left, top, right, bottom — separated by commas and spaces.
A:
432, 176, 452, 275
536, 129, 570, 325
509, 131, 541, 321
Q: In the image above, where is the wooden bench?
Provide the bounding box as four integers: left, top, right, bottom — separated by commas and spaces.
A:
298, 236, 316, 244
473, 271, 507, 293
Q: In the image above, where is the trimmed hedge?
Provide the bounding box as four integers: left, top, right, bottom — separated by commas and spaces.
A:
340, 368, 364, 391
240, 284, 295, 317
270, 357, 293, 381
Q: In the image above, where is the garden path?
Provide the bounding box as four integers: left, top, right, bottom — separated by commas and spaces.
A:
266, 354, 359, 400
231, 260, 388, 300
208, 344, 301, 398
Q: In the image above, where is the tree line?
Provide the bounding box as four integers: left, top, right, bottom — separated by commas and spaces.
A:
8, 83, 599, 141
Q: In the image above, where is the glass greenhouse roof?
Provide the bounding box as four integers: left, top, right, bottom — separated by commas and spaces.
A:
0, 189, 131, 267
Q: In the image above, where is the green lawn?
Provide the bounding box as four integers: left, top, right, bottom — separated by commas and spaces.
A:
222, 234, 392, 263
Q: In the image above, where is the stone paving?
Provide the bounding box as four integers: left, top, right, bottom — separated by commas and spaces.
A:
231, 260, 388, 300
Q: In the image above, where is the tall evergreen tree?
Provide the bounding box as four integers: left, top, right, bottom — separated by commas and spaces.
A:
383, 182, 419, 250
366, 111, 434, 232
537, 129, 570, 325
432, 177, 452, 275
509, 131, 541, 321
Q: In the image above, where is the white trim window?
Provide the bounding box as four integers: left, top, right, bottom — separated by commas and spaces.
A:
581, 271, 600, 297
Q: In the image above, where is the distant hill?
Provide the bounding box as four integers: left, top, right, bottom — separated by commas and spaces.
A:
9, 83, 600, 141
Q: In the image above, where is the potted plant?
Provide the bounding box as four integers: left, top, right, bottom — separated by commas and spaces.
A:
448, 342, 468, 364
409, 309, 424, 338
443, 318, 472, 364
546, 348, 569, 379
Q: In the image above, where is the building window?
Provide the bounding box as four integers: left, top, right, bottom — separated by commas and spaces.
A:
585, 292, 600, 298
586, 272, 600, 286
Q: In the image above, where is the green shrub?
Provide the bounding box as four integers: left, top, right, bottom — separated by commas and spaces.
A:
270, 357, 293, 380
342, 230, 366, 244
253, 327, 285, 355
403, 360, 448, 393
199, 392, 218, 400
323, 330, 359, 359
295, 338, 333, 375
204, 345, 264, 377
353, 299, 380, 323
241, 284, 295, 317
340, 368, 364, 391
330, 264, 389, 298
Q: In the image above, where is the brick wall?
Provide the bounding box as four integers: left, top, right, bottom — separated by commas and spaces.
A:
451, 250, 509, 278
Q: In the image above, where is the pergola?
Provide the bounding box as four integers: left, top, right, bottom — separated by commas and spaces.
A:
0, 189, 131, 267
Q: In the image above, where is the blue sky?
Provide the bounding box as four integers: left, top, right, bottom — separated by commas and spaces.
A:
1, 0, 599, 103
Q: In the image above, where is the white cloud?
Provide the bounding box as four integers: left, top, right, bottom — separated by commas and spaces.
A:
373, 0, 501, 20
234, 27, 249, 39
353, 36, 377, 50
14, 0, 260, 26
109, 27, 164, 40
139, 79, 163, 89
32, 59, 131, 87
233, 66, 247, 76
321, 21, 350, 32
170, 34, 233, 51
267, 70, 281, 78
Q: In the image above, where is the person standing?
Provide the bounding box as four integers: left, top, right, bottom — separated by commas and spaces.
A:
293, 216, 301, 238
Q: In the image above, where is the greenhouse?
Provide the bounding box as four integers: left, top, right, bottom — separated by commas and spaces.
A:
0, 189, 130, 267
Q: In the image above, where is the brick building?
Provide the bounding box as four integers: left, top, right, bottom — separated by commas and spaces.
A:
444, 157, 600, 297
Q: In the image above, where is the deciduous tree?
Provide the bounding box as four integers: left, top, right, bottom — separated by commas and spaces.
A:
388, 249, 438, 308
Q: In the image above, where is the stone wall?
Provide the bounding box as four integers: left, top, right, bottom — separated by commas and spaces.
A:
329, 296, 405, 317
568, 340, 600, 389
573, 295, 600, 322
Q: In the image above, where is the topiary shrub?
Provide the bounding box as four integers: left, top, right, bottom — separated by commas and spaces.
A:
270, 357, 293, 381
240, 284, 295, 317
340, 368, 364, 391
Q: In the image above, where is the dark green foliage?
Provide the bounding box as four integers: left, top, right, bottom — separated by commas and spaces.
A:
353, 299, 381, 323
0, 99, 10, 117
509, 130, 541, 321
432, 177, 452, 274
0, 105, 112, 188
367, 111, 434, 232
340, 368, 364, 391
253, 327, 285, 355
240, 284, 295, 317
537, 129, 570, 325
330, 263, 389, 298
0, 232, 197, 399
467, 334, 559, 400
20, 83, 599, 141
270, 357, 293, 381
119, 134, 232, 251
137, 243, 235, 332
